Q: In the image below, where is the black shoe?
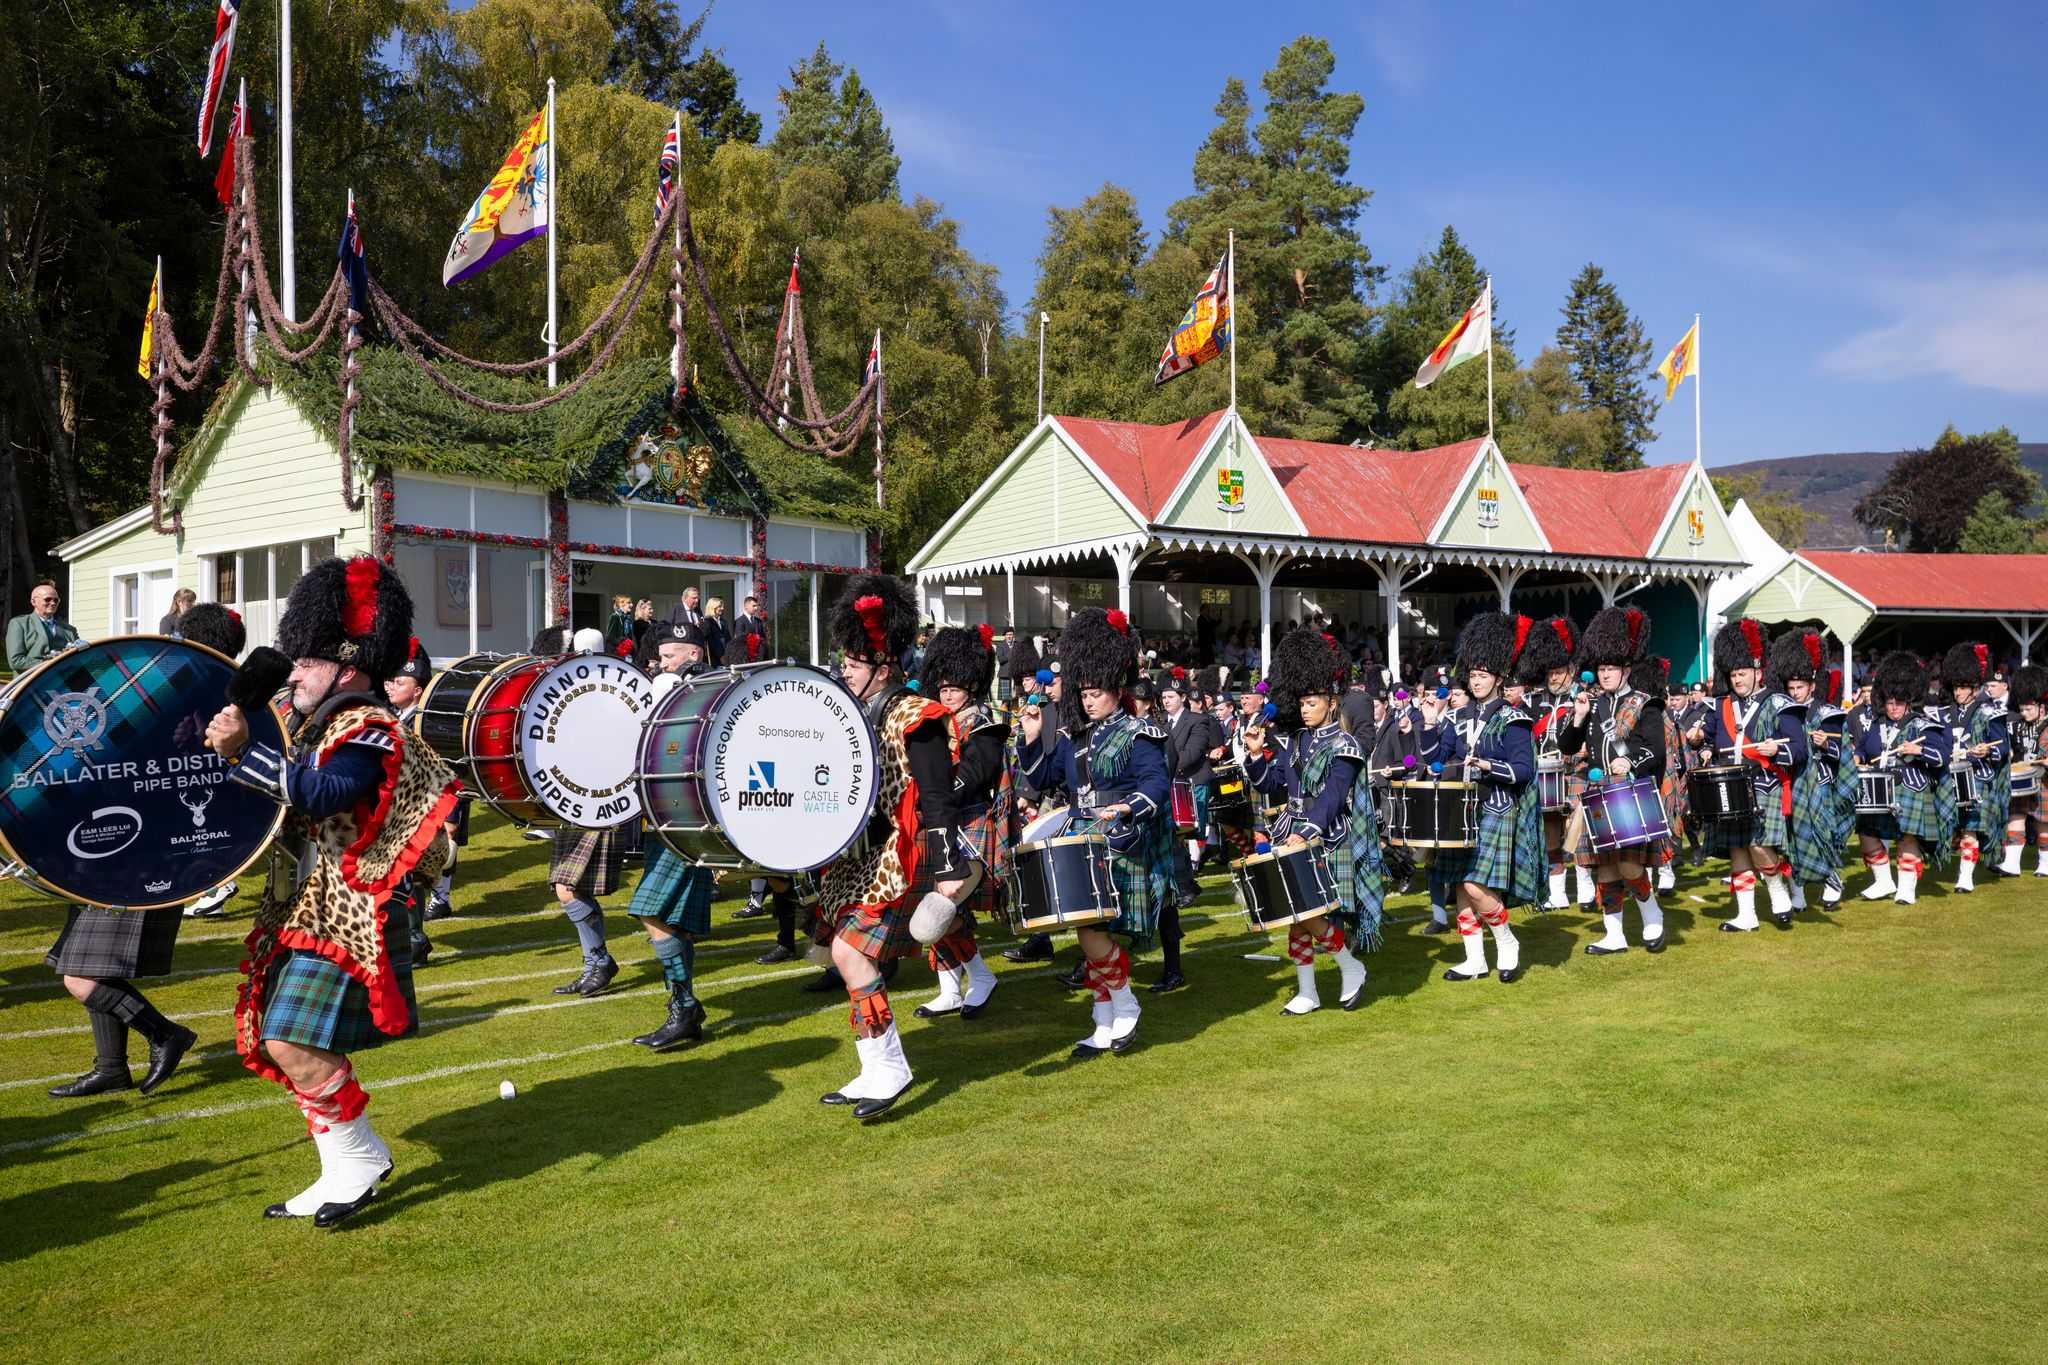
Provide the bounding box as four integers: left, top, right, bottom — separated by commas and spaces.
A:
1070, 1038, 1112, 1059
637, 999, 706, 1051
853, 1077, 911, 1120
959, 983, 998, 1019
1644, 933, 1668, 954
1002, 934, 1054, 964
1441, 966, 1490, 982
264, 1163, 392, 1220
733, 898, 768, 920
801, 967, 844, 994
138, 1024, 198, 1095
410, 937, 432, 969
1150, 970, 1187, 994
1718, 921, 1757, 933
755, 943, 797, 965
913, 995, 963, 1020
48, 1067, 132, 1099
313, 1183, 380, 1229
1584, 943, 1630, 957
422, 896, 453, 922
1498, 963, 1527, 984
1421, 918, 1452, 935
1054, 962, 1090, 990
1772, 911, 1794, 929
1341, 984, 1368, 1011
819, 1089, 858, 1106
1109, 1027, 1139, 1054
1174, 882, 1202, 904
579, 956, 620, 997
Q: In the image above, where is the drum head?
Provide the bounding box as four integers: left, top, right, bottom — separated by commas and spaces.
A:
0, 636, 287, 909
519, 656, 657, 827
697, 664, 877, 872
1020, 806, 1071, 842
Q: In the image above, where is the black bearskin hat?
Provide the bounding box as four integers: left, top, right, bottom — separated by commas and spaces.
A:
1130, 677, 1158, 703
1578, 606, 1650, 672
1194, 666, 1222, 700
1059, 607, 1138, 694
531, 624, 571, 656
1158, 665, 1190, 697
1454, 612, 1534, 681
830, 573, 918, 666
1266, 626, 1346, 728
1629, 654, 1671, 697
394, 635, 433, 684
1766, 628, 1826, 692
276, 555, 413, 680
177, 602, 245, 658
2009, 664, 2048, 708
919, 624, 996, 696
1712, 617, 1770, 676
1006, 636, 1041, 681
1941, 641, 1992, 689
1873, 650, 1927, 705
1517, 614, 1573, 686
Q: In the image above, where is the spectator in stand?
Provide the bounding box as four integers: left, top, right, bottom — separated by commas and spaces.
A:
603, 594, 636, 653
702, 597, 730, 666
666, 585, 704, 632
8, 581, 81, 673
732, 594, 769, 663
633, 599, 656, 648
158, 588, 197, 636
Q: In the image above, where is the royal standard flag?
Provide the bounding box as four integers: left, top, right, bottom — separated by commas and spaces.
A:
442, 111, 550, 287
1154, 250, 1232, 385
1413, 283, 1491, 388
1656, 320, 1699, 400
137, 260, 161, 381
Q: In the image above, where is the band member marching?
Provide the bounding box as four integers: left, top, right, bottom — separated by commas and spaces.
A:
1772, 631, 1856, 911
813, 575, 976, 1118
1633, 655, 1686, 893
1158, 668, 1222, 992
205, 555, 460, 1226
1429, 613, 1546, 982
1555, 607, 1669, 955
1240, 628, 1381, 1014
1016, 607, 1172, 1056
2000, 665, 2047, 876
1941, 643, 2010, 894
1693, 618, 1807, 932
912, 625, 1007, 1020
1519, 616, 1578, 911
1854, 651, 1955, 903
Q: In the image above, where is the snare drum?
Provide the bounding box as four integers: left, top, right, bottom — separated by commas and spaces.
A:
636, 662, 878, 873
1855, 767, 1897, 815
2011, 761, 2041, 799
1010, 834, 1119, 933
1687, 764, 1755, 824
1583, 775, 1671, 854
1170, 777, 1198, 832
1536, 753, 1571, 813
1207, 761, 1250, 815
1386, 778, 1479, 848
414, 653, 551, 824
1949, 763, 1980, 809
518, 655, 658, 827
0, 636, 288, 909
1232, 841, 1339, 932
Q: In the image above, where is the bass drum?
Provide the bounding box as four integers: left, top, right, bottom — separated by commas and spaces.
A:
0, 635, 288, 910
516, 654, 658, 827
637, 663, 878, 873
413, 653, 550, 825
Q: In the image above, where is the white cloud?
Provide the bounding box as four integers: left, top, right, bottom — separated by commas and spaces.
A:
1821, 269, 2048, 397
1360, 3, 1433, 97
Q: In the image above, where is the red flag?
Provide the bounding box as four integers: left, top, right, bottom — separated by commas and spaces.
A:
196, 0, 240, 157
213, 87, 247, 208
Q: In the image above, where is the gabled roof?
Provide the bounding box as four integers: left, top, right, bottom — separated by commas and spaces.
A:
1053, 411, 1224, 520
1259, 437, 1483, 543
53, 505, 153, 560
1798, 551, 2048, 614
1514, 463, 1689, 559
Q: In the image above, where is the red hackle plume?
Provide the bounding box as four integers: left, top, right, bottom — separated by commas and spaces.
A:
853, 594, 887, 658
1549, 619, 1574, 655
343, 557, 380, 637
1739, 618, 1764, 668
1624, 609, 1646, 655
227, 608, 243, 625
1826, 667, 1843, 704
1106, 609, 1129, 636
1974, 643, 1989, 681
1802, 632, 1824, 674
976, 623, 994, 651
1511, 615, 1533, 669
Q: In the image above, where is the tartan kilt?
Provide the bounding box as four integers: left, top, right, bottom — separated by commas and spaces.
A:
1957, 767, 2011, 836
1325, 831, 1385, 953
45, 906, 182, 979
1789, 764, 1852, 883
628, 844, 713, 936
1433, 790, 1540, 905
961, 806, 1011, 931
258, 905, 418, 1052
549, 827, 626, 898
1071, 810, 1167, 952
832, 898, 921, 964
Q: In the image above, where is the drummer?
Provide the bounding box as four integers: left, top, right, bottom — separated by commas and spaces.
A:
1002, 651, 1083, 978
1555, 607, 1668, 955
1940, 643, 2009, 895
1854, 651, 1955, 904
1519, 617, 1578, 911
1999, 665, 2047, 877
543, 628, 637, 1000
1695, 619, 1808, 931
1159, 669, 1221, 991
1431, 613, 1547, 982
1771, 631, 1855, 912
1239, 628, 1378, 1014
1015, 606, 1171, 1056
911, 625, 1006, 1020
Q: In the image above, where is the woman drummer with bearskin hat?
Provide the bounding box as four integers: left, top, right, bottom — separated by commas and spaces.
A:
1429, 612, 1547, 983
1999, 664, 2048, 877
1555, 607, 1669, 955
1852, 651, 1955, 903
1771, 630, 1857, 911
912, 624, 1008, 1020
1015, 607, 1172, 1056
1939, 642, 2011, 894
1238, 627, 1380, 1014
1695, 617, 1807, 931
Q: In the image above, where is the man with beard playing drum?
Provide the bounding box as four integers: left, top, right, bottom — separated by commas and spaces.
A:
1555, 607, 1668, 955
814, 575, 976, 1118
910, 624, 1006, 1021
1696, 618, 1808, 932
1239, 627, 1380, 1014
1431, 613, 1547, 983
205, 556, 460, 1226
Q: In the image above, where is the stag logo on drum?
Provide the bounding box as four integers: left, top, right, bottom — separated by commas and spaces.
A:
739, 760, 793, 809
42, 688, 108, 756
66, 806, 142, 860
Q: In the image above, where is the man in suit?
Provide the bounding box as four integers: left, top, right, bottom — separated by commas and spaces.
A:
732, 594, 770, 663
8, 581, 81, 673
665, 585, 704, 632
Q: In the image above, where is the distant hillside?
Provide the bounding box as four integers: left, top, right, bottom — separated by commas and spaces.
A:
1708, 444, 2048, 549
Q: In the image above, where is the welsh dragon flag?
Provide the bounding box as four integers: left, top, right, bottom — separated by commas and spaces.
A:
1413, 282, 1491, 388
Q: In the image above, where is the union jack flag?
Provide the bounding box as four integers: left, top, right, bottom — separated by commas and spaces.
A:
655, 126, 679, 218
196, 0, 241, 157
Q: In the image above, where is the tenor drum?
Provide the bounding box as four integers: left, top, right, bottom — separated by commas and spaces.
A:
1232, 841, 1340, 932
1536, 753, 1572, 813
1949, 763, 1980, 809
2010, 761, 2041, 799
0, 635, 287, 909
1207, 761, 1250, 815
1583, 775, 1671, 854
1009, 834, 1119, 933
413, 653, 550, 824
1855, 767, 1898, 815
1170, 778, 1198, 832
1385, 778, 1478, 849
516, 655, 658, 827
1687, 764, 1755, 824
637, 662, 877, 874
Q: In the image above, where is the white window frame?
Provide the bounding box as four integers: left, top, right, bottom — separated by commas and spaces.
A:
109, 558, 177, 635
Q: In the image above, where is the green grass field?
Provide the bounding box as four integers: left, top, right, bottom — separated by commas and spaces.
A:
3, 820, 2044, 1364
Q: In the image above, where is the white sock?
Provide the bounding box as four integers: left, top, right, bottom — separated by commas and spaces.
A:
278, 1127, 338, 1217
1957, 853, 1977, 891
2000, 843, 2022, 875
869, 1023, 912, 1096
1765, 870, 1793, 917
1282, 962, 1321, 1014
1080, 1000, 1113, 1050
1821, 875, 1842, 905
1594, 910, 1628, 951
320, 1116, 391, 1206
962, 953, 997, 1007
926, 967, 962, 1012
1861, 858, 1896, 898
1429, 902, 1448, 927
1788, 881, 1807, 910
1488, 919, 1520, 974
1895, 863, 1919, 904
1108, 984, 1141, 1038
1638, 895, 1665, 942
433, 872, 452, 900
1547, 868, 1568, 907
1454, 928, 1489, 976
2036, 846, 2048, 875
838, 1035, 881, 1100
1332, 945, 1367, 1002
1657, 863, 1676, 892
1575, 866, 1595, 905
1731, 882, 1759, 930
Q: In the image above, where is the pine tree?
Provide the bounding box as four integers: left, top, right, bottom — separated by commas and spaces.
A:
1029, 185, 1151, 421
1555, 263, 1655, 469
770, 44, 900, 206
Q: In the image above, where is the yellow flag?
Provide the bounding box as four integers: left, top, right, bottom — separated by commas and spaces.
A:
1656, 320, 1698, 401
136, 260, 161, 381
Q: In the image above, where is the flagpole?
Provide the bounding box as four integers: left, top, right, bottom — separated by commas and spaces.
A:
670, 107, 682, 388
278, 0, 295, 320
1227, 230, 1237, 415
344, 189, 358, 449
1484, 275, 1494, 440
236, 79, 254, 363
873, 329, 885, 510
1693, 312, 1702, 464
546, 77, 558, 389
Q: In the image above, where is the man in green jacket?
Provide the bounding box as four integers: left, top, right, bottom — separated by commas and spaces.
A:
6, 581, 81, 674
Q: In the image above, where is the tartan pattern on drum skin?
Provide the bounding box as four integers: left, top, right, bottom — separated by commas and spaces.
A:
45, 907, 183, 979
627, 843, 713, 935
549, 826, 626, 898
257, 910, 418, 1053
1297, 736, 1384, 952
1069, 715, 1169, 951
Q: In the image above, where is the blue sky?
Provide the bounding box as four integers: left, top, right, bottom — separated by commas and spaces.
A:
709, 3, 2046, 465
